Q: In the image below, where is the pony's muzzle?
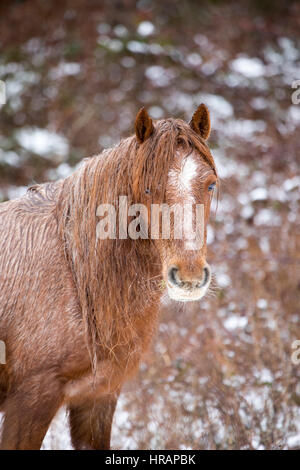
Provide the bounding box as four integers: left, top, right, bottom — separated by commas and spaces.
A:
167, 263, 211, 301
168, 264, 210, 288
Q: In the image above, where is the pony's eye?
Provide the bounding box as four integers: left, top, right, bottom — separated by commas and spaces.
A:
145, 188, 151, 195
208, 183, 216, 192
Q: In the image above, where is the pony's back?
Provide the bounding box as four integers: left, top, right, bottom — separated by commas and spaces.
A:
0, 183, 83, 382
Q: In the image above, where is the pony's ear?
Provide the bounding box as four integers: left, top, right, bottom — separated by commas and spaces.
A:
135, 107, 154, 143
189, 104, 211, 140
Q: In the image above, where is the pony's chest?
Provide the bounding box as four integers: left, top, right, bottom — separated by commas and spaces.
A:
63, 354, 140, 404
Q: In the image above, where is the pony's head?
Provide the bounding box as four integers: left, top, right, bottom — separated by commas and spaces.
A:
133, 105, 218, 302
58, 104, 218, 360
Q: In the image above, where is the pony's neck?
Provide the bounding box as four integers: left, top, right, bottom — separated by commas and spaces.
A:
57, 146, 163, 360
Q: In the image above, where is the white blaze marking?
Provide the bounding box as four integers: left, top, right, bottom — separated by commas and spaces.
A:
168, 151, 200, 250
178, 156, 198, 195
168, 153, 198, 201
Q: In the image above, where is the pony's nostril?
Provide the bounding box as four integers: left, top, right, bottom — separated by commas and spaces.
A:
168, 267, 181, 286
201, 266, 210, 286
203, 267, 208, 284
195, 266, 210, 288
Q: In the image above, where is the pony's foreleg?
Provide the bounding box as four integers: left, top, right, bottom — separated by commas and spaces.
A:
68, 392, 119, 450
0, 374, 63, 450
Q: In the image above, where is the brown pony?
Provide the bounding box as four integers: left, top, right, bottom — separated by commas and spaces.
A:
0, 105, 217, 449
